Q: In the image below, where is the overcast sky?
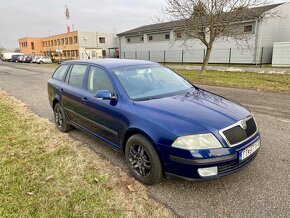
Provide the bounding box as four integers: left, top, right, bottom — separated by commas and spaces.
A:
0, 0, 287, 49
0, 0, 165, 48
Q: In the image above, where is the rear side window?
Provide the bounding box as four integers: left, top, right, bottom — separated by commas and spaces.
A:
67, 64, 87, 89
87, 66, 114, 94
52, 65, 69, 81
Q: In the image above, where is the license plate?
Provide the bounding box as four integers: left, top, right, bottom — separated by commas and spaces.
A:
239, 140, 260, 161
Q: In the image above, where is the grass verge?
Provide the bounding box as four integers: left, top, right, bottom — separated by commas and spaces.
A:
175, 69, 290, 93
0, 90, 173, 217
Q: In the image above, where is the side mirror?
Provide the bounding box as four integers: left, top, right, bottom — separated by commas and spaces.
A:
95, 90, 117, 100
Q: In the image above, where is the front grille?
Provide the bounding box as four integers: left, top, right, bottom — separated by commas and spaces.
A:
218, 152, 257, 174
222, 117, 257, 146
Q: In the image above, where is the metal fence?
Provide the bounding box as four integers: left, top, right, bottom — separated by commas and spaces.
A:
120, 47, 273, 67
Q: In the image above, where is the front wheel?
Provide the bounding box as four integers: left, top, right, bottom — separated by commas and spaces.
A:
125, 134, 163, 185
53, 103, 71, 132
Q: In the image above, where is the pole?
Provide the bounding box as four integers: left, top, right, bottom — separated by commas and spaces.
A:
123, 52, 125, 59
148, 51, 150, 61
135, 51, 137, 59
181, 50, 184, 65
229, 48, 232, 67
260, 47, 264, 68
163, 50, 166, 65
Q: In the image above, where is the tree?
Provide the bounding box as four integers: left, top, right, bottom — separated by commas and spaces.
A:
163, 0, 275, 74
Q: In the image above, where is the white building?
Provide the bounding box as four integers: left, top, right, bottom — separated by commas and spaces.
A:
78, 32, 118, 59
117, 3, 290, 64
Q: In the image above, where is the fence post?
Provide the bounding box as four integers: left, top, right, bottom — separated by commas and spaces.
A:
135, 51, 137, 59
228, 48, 232, 67
148, 51, 150, 61
123, 52, 126, 59
181, 50, 184, 65
163, 50, 166, 65
203, 49, 206, 62
260, 47, 264, 68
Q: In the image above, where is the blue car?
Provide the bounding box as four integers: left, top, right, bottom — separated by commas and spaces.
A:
47, 59, 260, 185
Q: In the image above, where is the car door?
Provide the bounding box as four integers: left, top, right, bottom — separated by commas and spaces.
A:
61, 64, 90, 126
80, 65, 123, 147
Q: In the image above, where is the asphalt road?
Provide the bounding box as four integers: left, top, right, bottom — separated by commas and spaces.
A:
1, 61, 290, 218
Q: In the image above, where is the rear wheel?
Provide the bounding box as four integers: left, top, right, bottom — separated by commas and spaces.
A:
39, 61, 43, 64
125, 134, 163, 185
53, 103, 70, 132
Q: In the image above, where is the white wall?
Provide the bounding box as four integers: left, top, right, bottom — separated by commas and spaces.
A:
119, 30, 256, 64
78, 31, 117, 59
272, 42, 290, 67
258, 3, 290, 63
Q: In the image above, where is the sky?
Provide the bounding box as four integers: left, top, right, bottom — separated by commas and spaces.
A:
0, 0, 287, 49
0, 0, 165, 48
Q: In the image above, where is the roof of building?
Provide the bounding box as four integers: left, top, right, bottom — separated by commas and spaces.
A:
117, 3, 283, 36
63, 58, 158, 68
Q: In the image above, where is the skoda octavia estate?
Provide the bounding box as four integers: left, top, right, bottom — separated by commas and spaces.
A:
47, 59, 260, 185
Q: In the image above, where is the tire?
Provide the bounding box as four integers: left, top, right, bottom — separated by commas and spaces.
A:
53, 103, 71, 132
39, 61, 43, 64
125, 134, 163, 185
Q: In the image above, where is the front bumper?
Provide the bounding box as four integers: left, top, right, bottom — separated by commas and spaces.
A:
159, 133, 260, 180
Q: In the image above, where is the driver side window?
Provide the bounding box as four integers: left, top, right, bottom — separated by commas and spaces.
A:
87, 66, 114, 94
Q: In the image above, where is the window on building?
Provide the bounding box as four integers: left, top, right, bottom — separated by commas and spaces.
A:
58, 39, 60, 45
51, 40, 53, 46
54, 40, 57, 46
63, 51, 66, 57
71, 50, 75, 57
61, 38, 64, 45
244, 25, 253, 33
67, 50, 70, 57
102, 50, 106, 57
75, 50, 79, 57
42, 42, 45, 47
127, 38, 131, 43
74, 36, 77, 44
99, 37, 105, 43
31, 42, 35, 50
48, 41, 50, 46
140, 36, 144, 42
65, 38, 68, 45
165, 34, 170, 40
148, 35, 153, 41
69, 37, 73, 44
91, 51, 96, 58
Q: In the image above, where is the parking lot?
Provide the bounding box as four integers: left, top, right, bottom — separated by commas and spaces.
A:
0, 61, 290, 217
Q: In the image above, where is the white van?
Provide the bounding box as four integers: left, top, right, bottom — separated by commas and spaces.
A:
0, 52, 23, 61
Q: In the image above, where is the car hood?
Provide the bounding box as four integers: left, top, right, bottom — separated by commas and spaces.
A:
133, 89, 251, 135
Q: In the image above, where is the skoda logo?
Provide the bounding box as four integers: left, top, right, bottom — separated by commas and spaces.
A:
240, 120, 247, 130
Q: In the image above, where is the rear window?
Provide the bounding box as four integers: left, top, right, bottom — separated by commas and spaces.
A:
52, 65, 69, 81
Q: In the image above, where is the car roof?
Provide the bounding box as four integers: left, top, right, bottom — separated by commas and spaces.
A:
62, 58, 159, 69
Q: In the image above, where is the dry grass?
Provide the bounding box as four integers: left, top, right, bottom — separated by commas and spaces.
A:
0, 90, 174, 218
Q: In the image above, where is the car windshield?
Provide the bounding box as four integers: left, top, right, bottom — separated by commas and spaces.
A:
112, 65, 193, 100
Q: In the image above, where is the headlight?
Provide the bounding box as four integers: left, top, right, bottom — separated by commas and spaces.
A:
172, 133, 222, 150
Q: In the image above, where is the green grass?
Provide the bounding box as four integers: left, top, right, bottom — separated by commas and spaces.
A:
0, 100, 122, 217
175, 69, 290, 93
0, 92, 173, 217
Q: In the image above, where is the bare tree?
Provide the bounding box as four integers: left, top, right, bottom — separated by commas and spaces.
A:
163, 0, 276, 74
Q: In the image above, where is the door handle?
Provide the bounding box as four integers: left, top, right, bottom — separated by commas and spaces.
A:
59, 88, 64, 92
82, 97, 88, 104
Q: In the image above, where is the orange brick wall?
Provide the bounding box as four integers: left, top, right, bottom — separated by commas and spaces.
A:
18, 37, 43, 55
42, 31, 79, 60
